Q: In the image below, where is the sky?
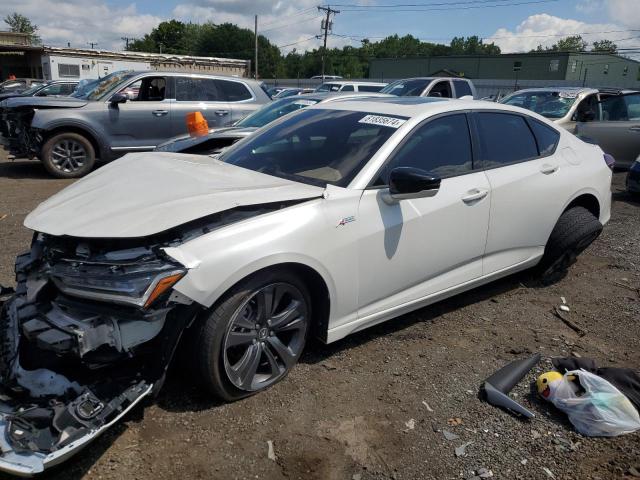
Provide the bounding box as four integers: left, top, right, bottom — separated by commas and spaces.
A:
1, 0, 640, 56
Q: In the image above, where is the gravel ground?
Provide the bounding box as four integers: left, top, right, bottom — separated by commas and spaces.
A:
0, 155, 639, 480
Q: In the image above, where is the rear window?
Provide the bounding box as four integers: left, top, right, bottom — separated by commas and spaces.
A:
528, 119, 560, 156
476, 112, 539, 167
221, 109, 406, 187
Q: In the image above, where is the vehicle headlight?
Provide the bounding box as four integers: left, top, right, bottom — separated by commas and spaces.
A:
50, 260, 185, 308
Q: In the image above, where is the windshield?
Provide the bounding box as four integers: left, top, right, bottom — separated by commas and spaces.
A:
18, 83, 47, 96
71, 71, 136, 101
237, 97, 320, 128
221, 108, 406, 187
500, 91, 578, 119
381, 79, 431, 96
316, 83, 340, 92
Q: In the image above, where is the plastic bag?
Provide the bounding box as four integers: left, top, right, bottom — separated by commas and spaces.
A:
548, 369, 640, 437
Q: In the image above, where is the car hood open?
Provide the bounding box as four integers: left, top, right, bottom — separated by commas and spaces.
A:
24, 152, 324, 238
1, 96, 88, 109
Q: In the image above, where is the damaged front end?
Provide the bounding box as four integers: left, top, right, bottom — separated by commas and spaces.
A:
0, 234, 200, 476
0, 107, 40, 159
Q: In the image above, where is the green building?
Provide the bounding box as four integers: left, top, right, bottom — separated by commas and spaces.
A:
369, 52, 640, 88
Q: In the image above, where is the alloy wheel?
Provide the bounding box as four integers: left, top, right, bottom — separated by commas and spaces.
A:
50, 138, 87, 173
223, 282, 308, 391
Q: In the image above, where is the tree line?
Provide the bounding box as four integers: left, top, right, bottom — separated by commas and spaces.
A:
126, 20, 501, 79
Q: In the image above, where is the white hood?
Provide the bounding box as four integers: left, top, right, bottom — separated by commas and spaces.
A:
24, 153, 324, 238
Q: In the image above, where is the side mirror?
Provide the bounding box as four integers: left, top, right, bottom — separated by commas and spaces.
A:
578, 110, 596, 122
384, 167, 441, 203
109, 93, 128, 105
35, 91, 48, 97
428, 91, 442, 98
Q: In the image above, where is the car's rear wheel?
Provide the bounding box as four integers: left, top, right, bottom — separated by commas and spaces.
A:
194, 270, 310, 401
538, 206, 602, 284
41, 132, 95, 178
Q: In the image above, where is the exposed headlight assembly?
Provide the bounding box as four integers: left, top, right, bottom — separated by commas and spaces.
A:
50, 259, 185, 308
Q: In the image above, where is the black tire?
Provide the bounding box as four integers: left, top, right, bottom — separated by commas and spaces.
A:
194, 269, 311, 402
41, 132, 96, 178
538, 206, 602, 284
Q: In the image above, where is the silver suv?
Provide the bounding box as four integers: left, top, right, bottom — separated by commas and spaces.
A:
0, 71, 270, 178
380, 77, 477, 99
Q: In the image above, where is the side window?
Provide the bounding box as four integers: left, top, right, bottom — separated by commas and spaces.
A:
377, 114, 473, 184
527, 119, 560, 156
476, 112, 539, 168
598, 94, 640, 121
175, 77, 221, 102
37, 84, 63, 96
134, 77, 167, 101
452, 80, 472, 98
341, 84, 355, 92
625, 94, 640, 120
358, 85, 383, 92
428, 81, 452, 98
62, 83, 77, 95
217, 80, 252, 102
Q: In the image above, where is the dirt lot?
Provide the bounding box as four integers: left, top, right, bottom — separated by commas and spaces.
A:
0, 155, 639, 480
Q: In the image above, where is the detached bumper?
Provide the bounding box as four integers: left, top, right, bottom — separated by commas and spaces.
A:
0, 383, 152, 477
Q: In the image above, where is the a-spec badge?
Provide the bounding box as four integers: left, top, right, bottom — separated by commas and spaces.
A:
337, 216, 356, 227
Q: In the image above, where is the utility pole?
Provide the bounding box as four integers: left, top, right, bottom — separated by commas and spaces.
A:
121, 36, 135, 50
87, 42, 98, 49
318, 5, 339, 80
254, 15, 259, 80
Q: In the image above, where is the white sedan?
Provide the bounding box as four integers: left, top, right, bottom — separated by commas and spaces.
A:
0, 97, 611, 475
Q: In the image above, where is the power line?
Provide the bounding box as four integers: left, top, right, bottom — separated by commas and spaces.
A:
259, 7, 318, 28
261, 14, 324, 33
278, 36, 321, 49
328, 0, 545, 7
337, 0, 559, 11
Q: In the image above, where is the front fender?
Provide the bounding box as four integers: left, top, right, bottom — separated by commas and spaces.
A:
31, 114, 107, 158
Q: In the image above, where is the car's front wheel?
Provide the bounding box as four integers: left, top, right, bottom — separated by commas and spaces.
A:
194, 270, 311, 401
538, 206, 602, 284
41, 132, 96, 178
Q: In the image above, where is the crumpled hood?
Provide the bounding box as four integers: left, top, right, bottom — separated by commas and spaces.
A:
2, 96, 88, 109
24, 152, 324, 238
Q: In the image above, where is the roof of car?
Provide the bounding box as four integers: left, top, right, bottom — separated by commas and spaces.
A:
319, 81, 388, 86
310, 96, 544, 121
507, 86, 598, 95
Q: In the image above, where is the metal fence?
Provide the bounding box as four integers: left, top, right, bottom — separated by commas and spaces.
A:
263, 77, 636, 99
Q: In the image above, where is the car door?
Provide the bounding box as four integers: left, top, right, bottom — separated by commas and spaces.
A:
216, 78, 258, 124
357, 113, 491, 319
172, 76, 232, 134
104, 75, 172, 152
476, 111, 567, 274
576, 93, 640, 168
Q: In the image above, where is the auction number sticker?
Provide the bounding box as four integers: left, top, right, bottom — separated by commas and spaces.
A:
359, 114, 406, 128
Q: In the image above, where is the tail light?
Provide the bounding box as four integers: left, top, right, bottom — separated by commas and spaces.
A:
603, 153, 615, 170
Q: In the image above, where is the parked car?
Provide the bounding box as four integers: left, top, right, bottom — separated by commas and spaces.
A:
380, 77, 477, 99
156, 91, 393, 155
627, 154, 640, 194
0, 96, 611, 475
0, 79, 79, 102
0, 71, 270, 178
0, 78, 45, 93
575, 91, 640, 169
310, 75, 342, 79
315, 81, 388, 93
272, 87, 306, 98
266, 86, 287, 98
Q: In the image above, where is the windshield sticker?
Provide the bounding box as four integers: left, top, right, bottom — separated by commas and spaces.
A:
293, 99, 317, 106
359, 114, 406, 128
558, 91, 578, 99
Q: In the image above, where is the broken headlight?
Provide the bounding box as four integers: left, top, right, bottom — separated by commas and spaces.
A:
49, 259, 185, 308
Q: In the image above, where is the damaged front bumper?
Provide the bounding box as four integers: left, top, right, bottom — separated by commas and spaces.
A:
0, 237, 199, 476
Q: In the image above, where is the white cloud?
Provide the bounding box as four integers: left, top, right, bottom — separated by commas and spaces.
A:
489, 13, 637, 53
605, 0, 640, 28
0, 0, 162, 50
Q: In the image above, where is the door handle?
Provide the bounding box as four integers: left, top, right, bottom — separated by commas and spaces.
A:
461, 189, 489, 203
629, 126, 640, 132
540, 164, 559, 175
215, 110, 229, 116
152, 110, 168, 117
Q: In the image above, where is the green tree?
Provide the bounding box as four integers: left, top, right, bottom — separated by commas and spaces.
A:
4, 12, 41, 44
592, 39, 617, 54
450, 36, 500, 55
534, 35, 587, 53
128, 20, 189, 54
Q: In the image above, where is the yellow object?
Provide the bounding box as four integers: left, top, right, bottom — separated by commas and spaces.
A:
537, 371, 564, 399
144, 273, 185, 308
